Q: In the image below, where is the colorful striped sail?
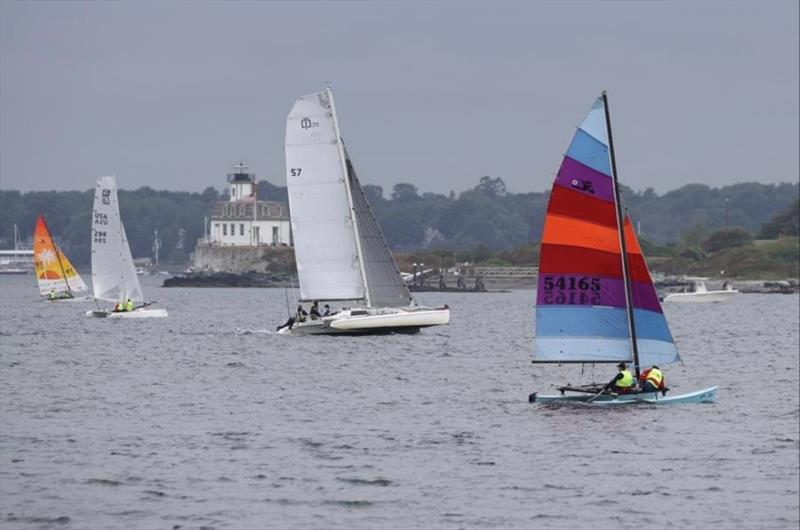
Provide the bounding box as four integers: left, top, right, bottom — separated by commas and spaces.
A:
33, 215, 88, 297
534, 97, 681, 368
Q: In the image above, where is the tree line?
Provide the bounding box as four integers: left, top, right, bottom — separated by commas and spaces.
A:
0, 178, 797, 267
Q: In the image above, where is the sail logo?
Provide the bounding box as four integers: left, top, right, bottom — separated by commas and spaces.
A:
94, 212, 108, 225
102, 189, 111, 204
570, 178, 595, 194
300, 117, 319, 130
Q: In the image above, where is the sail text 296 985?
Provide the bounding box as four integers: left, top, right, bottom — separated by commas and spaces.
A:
90, 176, 143, 304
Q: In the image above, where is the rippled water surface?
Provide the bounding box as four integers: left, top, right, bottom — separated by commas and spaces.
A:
1, 275, 798, 529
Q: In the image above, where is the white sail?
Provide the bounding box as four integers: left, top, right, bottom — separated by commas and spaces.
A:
90, 176, 144, 303
285, 90, 365, 302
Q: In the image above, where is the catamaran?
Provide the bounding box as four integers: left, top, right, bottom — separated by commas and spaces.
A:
278, 88, 449, 335
33, 215, 90, 301
85, 176, 167, 319
528, 92, 717, 405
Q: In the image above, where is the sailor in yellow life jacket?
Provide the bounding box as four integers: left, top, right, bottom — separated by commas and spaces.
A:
125, 298, 134, 312
605, 362, 635, 394
640, 365, 667, 395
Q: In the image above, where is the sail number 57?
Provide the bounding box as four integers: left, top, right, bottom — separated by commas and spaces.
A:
289, 168, 302, 177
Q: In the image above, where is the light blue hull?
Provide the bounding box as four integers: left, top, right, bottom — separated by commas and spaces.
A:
531, 386, 718, 405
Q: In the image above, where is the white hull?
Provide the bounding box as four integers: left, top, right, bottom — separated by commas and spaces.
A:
530, 386, 718, 405
663, 290, 739, 303
280, 306, 449, 335
86, 308, 168, 319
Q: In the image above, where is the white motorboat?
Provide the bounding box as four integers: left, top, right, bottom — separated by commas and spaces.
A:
662, 277, 739, 303
84, 176, 167, 319
278, 88, 449, 335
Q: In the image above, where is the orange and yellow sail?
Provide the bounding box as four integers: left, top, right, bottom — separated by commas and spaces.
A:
33, 215, 88, 297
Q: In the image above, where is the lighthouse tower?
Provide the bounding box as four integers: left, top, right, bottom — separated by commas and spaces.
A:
206, 163, 291, 247
228, 162, 255, 201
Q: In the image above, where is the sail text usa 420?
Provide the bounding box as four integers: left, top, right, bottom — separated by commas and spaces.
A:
84, 176, 167, 319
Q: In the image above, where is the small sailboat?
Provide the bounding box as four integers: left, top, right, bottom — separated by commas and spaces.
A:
278, 88, 449, 335
528, 92, 717, 405
85, 176, 167, 319
662, 276, 739, 303
33, 215, 90, 301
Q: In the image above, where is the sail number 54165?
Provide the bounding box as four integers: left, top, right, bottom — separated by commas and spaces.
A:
542, 275, 601, 305
542, 276, 600, 291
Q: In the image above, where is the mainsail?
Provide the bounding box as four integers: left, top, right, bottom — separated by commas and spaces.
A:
534, 96, 680, 368
33, 215, 88, 296
90, 176, 143, 303
285, 89, 411, 307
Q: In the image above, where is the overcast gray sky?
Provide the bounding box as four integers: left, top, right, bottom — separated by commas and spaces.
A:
1, 0, 797, 195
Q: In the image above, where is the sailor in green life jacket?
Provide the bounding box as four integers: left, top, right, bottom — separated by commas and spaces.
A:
605, 362, 635, 394
639, 365, 668, 396
49, 289, 56, 301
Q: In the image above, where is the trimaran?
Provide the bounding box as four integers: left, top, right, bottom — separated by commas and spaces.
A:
528, 92, 717, 405
278, 88, 449, 335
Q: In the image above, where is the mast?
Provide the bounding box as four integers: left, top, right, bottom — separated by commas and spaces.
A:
602, 91, 640, 380
42, 217, 72, 296
327, 88, 371, 307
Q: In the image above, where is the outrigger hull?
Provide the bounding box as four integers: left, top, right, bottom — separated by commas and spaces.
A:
279, 307, 449, 336
529, 386, 718, 405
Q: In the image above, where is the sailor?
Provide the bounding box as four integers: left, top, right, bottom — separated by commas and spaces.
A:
309, 300, 321, 319
114, 302, 122, 312
605, 362, 635, 394
296, 304, 308, 323
640, 365, 667, 395
49, 289, 56, 301
323, 304, 331, 317
125, 298, 134, 312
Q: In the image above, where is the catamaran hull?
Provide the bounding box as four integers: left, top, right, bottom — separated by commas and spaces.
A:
663, 291, 739, 303
85, 308, 168, 319
280, 308, 450, 336
530, 386, 718, 405
47, 295, 92, 303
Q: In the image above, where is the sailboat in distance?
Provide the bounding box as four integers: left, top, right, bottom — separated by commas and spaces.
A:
33, 215, 90, 301
278, 88, 450, 335
85, 176, 167, 319
528, 92, 716, 405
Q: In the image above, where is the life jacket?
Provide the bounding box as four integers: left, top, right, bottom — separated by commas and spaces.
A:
614, 369, 634, 388
645, 367, 663, 387
126, 300, 134, 311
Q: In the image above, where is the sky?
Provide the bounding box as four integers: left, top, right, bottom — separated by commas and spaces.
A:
1, 0, 798, 196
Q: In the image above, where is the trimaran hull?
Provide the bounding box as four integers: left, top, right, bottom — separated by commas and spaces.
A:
280, 307, 450, 336
530, 386, 718, 405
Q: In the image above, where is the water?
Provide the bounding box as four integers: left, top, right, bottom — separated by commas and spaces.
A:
1, 275, 798, 529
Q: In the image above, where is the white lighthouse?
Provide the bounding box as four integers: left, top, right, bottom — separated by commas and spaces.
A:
206, 163, 291, 247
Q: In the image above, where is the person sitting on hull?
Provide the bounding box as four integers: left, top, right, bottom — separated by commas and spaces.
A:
126, 298, 134, 312
323, 304, 332, 317
309, 300, 321, 319
639, 365, 668, 396
296, 304, 308, 323
604, 362, 636, 394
